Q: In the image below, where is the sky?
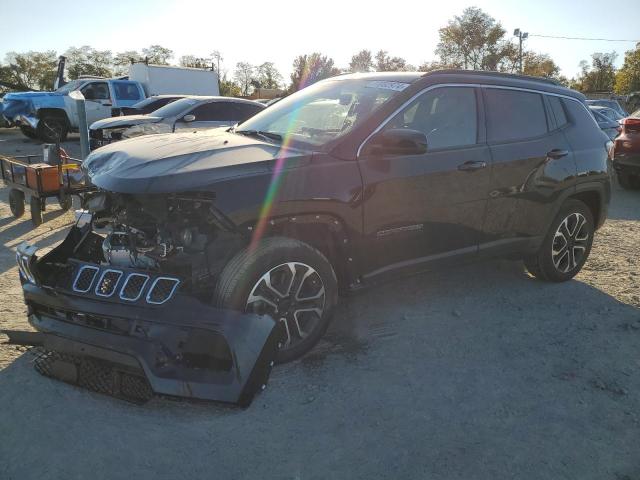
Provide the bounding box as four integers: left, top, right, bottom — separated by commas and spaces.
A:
1, 0, 639, 83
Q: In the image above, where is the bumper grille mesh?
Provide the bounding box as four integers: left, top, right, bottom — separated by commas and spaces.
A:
73, 266, 99, 293
147, 278, 180, 304
95, 270, 122, 297
120, 273, 149, 301
33, 348, 153, 403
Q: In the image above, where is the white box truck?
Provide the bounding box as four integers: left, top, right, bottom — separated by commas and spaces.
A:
129, 63, 220, 96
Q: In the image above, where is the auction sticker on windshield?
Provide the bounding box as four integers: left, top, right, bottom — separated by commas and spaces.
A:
366, 81, 410, 91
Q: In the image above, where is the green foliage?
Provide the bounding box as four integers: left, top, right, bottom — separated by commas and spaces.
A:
112, 50, 143, 75
522, 52, 560, 78
614, 43, 640, 94
350, 50, 374, 73
289, 53, 340, 92
233, 62, 256, 96
435, 7, 512, 71
179, 55, 213, 69
142, 45, 173, 65
255, 62, 283, 89
374, 50, 414, 72
64, 46, 113, 79
2, 50, 58, 90
574, 52, 617, 92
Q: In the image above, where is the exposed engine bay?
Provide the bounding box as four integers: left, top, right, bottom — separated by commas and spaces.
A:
81, 190, 239, 294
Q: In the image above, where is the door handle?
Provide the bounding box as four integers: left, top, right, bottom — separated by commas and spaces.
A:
457, 160, 487, 171
546, 149, 568, 160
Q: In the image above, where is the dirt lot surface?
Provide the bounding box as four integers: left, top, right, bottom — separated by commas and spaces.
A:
0, 127, 638, 479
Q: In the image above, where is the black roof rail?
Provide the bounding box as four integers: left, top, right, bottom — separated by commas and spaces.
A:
424, 69, 561, 86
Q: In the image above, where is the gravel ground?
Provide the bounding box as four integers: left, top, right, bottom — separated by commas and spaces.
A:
0, 128, 639, 479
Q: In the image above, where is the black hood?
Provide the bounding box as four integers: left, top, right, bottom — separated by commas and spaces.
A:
83, 130, 310, 194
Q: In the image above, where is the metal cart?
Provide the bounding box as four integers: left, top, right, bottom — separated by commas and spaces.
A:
1, 146, 92, 226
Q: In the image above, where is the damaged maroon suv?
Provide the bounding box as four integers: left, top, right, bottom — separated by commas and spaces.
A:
7, 71, 612, 405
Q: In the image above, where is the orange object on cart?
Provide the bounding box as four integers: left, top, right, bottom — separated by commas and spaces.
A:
26, 163, 60, 193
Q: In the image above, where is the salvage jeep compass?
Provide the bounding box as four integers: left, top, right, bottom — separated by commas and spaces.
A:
8, 71, 612, 404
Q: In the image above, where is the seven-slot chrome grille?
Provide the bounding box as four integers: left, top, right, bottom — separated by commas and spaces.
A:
70, 263, 179, 305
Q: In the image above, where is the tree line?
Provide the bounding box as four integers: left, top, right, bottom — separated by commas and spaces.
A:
1, 7, 639, 97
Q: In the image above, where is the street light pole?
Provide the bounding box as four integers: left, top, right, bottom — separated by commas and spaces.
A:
513, 28, 529, 74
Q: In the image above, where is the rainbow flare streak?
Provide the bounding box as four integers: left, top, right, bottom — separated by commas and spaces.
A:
249, 70, 314, 252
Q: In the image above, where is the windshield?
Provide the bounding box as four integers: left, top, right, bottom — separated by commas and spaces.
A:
55, 80, 85, 94
237, 79, 410, 148
150, 98, 200, 118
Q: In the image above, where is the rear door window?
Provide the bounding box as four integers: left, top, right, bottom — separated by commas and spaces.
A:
232, 103, 264, 122
189, 102, 235, 121
112, 82, 142, 101
484, 89, 548, 143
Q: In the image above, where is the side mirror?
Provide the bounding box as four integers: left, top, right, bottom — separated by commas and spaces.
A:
368, 129, 427, 155
182, 114, 196, 123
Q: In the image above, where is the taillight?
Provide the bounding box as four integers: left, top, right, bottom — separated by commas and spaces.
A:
622, 117, 640, 133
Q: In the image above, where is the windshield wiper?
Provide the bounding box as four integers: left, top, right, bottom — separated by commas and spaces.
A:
235, 130, 283, 143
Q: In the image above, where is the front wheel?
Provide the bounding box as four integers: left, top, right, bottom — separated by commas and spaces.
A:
37, 115, 68, 143
525, 199, 594, 282
214, 237, 338, 363
19, 125, 38, 140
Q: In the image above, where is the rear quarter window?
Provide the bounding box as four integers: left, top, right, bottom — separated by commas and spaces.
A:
547, 96, 568, 128
485, 88, 548, 143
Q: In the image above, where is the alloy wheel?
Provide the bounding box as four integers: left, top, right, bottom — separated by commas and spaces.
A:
551, 212, 590, 273
245, 262, 326, 350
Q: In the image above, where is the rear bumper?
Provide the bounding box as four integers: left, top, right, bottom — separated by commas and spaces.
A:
6, 241, 283, 407
613, 153, 640, 175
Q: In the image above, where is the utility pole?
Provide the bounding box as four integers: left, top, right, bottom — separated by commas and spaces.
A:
513, 28, 529, 74
211, 50, 223, 93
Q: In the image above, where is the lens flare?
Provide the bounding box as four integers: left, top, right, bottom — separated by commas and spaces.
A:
248, 71, 314, 252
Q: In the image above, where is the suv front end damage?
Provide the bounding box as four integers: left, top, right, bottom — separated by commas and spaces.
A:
5, 199, 283, 406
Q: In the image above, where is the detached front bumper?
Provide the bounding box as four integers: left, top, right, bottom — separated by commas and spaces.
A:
5, 242, 283, 407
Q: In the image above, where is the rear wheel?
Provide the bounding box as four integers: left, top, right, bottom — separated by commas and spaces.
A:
214, 237, 338, 363
525, 199, 594, 282
9, 189, 25, 218
37, 115, 68, 143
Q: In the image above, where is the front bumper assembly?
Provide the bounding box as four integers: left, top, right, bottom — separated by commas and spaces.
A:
4, 241, 283, 407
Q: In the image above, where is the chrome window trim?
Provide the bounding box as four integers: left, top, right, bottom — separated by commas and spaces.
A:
94, 269, 123, 297
119, 273, 150, 302
146, 277, 180, 305
356, 82, 598, 158
72, 265, 100, 293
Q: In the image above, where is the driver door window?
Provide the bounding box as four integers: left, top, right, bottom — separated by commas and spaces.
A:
80, 82, 113, 125
385, 87, 478, 150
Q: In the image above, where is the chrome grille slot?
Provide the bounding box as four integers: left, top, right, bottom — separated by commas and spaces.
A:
119, 273, 149, 302
73, 266, 99, 293
95, 269, 123, 297
146, 277, 180, 305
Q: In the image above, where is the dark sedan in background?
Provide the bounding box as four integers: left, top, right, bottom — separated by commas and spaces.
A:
118, 95, 187, 116
90, 96, 265, 149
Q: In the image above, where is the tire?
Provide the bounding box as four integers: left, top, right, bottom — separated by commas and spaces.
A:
19, 125, 38, 140
214, 237, 338, 363
618, 171, 633, 190
58, 194, 72, 212
525, 199, 594, 282
9, 189, 25, 218
30, 196, 43, 226
37, 115, 68, 143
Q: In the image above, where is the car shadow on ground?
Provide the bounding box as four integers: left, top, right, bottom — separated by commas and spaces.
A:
1, 258, 638, 479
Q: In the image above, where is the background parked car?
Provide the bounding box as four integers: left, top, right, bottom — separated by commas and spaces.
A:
89, 96, 265, 149
118, 95, 187, 116
590, 106, 622, 140
586, 99, 628, 118
613, 109, 640, 189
